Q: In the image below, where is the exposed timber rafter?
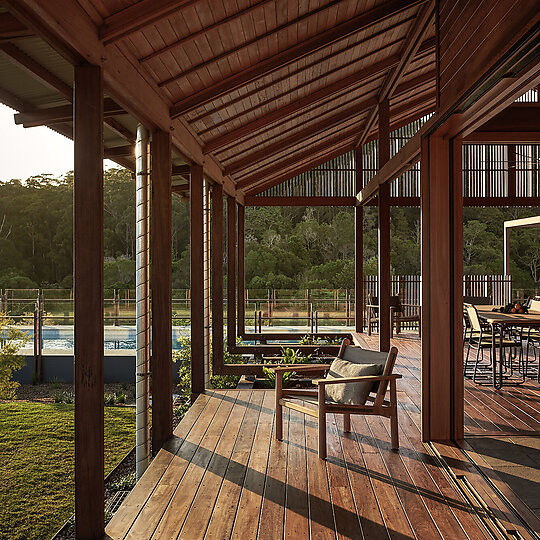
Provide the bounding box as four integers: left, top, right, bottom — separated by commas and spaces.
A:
99, 0, 199, 45
0, 40, 136, 144
2, 0, 239, 200
139, 0, 273, 63
14, 97, 126, 127
204, 56, 401, 154
208, 66, 435, 156
245, 103, 436, 196
236, 129, 362, 190
359, 36, 540, 206
356, 0, 435, 147
160, 0, 348, 88
0, 41, 72, 98
103, 145, 134, 159
246, 141, 355, 196
245, 196, 357, 206
172, 164, 191, 176
224, 99, 376, 176
226, 86, 436, 178
0, 12, 33, 39
464, 132, 540, 143
463, 104, 540, 142
191, 17, 427, 128
0, 85, 30, 112
170, 0, 427, 118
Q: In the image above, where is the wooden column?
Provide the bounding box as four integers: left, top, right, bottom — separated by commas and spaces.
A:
211, 184, 224, 373
237, 204, 246, 337
378, 99, 391, 352
190, 164, 205, 395
227, 196, 237, 349
73, 63, 104, 539
354, 146, 364, 332
151, 129, 172, 452
421, 133, 464, 441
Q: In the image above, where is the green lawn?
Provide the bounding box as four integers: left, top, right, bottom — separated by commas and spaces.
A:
0, 402, 135, 540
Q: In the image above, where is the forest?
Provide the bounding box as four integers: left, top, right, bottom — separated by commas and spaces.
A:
0, 168, 539, 293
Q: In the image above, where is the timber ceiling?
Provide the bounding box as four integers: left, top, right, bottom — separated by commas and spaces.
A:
0, 0, 436, 195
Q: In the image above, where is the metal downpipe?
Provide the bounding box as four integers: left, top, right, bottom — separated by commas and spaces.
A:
135, 123, 150, 479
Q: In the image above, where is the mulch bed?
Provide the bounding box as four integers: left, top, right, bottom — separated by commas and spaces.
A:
51, 388, 188, 539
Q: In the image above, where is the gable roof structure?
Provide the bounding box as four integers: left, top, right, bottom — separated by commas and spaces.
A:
0, 0, 436, 198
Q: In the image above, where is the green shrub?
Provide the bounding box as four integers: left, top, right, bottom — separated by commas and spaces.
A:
0, 313, 29, 399
262, 347, 310, 389
172, 336, 244, 396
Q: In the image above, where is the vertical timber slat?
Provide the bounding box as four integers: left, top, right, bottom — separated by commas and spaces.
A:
212, 183, 224, 373
237, 204, 246, 336
378, 99, 391, 352
151, 129, 173, 452
191, 165, 205, 395
74, 63, 104, 539
227, 196, 237, 349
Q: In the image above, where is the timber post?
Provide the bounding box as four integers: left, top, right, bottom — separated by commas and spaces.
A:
190, 164, 205, 396
227, 196, 237, 349
355, 145, 364, 332
421, 133, 464, 441
378, 99, 391, 352
151, 128, 173, 453
211, 183, 224, 374
73, 63, 104, 540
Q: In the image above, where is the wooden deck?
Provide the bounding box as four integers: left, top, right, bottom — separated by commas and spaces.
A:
107, 335, 540, 539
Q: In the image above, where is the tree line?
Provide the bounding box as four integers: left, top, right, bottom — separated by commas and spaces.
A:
0, 168, 539, 293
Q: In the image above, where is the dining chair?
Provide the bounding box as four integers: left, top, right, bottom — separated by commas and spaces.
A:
464, 304, 521, 384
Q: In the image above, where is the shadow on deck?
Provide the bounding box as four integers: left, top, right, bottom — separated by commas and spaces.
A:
106, 335, 540, 539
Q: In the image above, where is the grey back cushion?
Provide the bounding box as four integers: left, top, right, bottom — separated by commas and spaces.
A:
342, 345, 387, 368
325, 359, 383, 405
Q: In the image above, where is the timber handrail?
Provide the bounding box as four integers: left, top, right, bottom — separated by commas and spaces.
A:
271, 364, 331, 373
313, 373, 402, 385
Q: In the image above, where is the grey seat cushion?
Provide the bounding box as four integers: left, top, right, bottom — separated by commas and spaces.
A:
325, 359, 383, 405
342, 345, 388, 368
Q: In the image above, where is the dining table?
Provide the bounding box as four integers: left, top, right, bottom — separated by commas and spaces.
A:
475, 305, 540, 388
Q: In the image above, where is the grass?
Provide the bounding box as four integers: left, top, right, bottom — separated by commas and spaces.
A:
0, 402, 135, 540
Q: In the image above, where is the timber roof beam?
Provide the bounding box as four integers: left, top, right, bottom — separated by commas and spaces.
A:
191, 16, 427, 128
170, 0, 428, 118
99, 0, 199, 45
356, 0, 435, 147
14, 98, 126, 127
224, 82, 436, 177
0, 12, 33, 39
248, 104, 436, 196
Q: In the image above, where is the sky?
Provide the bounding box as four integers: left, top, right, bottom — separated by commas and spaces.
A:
0, 103, 115, 182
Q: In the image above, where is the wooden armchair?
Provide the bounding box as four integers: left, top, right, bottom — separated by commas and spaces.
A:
272, 339, 401, 459
367, 294, 420, 337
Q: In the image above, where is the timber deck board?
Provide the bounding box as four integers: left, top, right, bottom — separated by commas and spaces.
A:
107, 335, 539, 539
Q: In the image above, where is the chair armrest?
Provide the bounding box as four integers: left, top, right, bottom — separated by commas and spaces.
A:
313, 374, 402, 386
400, 303, 420, 308
366, 304, 379, 308
271, 364, 331, 373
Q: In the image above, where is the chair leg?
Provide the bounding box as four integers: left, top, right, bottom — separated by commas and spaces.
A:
390, 410, 399, 450
318, 387, 327, 459
275, 372, 283, 440
343, 413, 351, 433
390, 379, 399, 450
